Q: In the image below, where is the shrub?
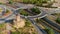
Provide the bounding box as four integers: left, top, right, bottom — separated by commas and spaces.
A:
56, 17, 60, 24
31, 7, 41, 14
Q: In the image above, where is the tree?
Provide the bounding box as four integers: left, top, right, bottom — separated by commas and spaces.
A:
36, 1, 42, 6
31, 7, 41, 14
0, 2, 3, 4
56, 17, 60, 24
23, 0, 29, 3
30, 0, 36, 4
36, 18, 40, 22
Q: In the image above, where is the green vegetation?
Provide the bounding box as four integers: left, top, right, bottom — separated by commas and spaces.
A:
23, 0, 29, 4
51, 13, 60, 23
0, 23, 6, 34
25, 19, 31, 27
51, 13, 60, 16
35, 19, 55, 34
23, 0, 54, 7
11, 19, 38, 34
31, 7, 41, 14
9, 0, 13, 4
23, 0, 48, 4
0, 2, 3, 4
36, 18, 40, 23
11, 31, 20, 34
0, 24, 5, 28
6, 9, 9, 13
48, 29, 55, 34
19, 9, 29, 16
23, 0, 37, 4
44, 28, 55, 34
45, 29, 55, 34
11, 0, 55, 8
56, 17, 60, 24
19, 7, 41, 16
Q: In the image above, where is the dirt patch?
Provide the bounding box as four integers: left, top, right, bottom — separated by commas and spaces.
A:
0, 0, 8, 3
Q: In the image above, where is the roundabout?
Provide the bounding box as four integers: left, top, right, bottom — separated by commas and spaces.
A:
15, 7, 47, 19
0, 5, 47, 34
0, 5, 47, 23
0, 0, 60, 34
1, 4, 59, 34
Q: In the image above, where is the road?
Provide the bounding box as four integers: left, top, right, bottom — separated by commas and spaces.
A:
13, 3, 60, 14
0, 5, 15, 23
0, 4, 46, 34
13, 3, 47, 19
4, 3, 60, 34
0, 3, 60, 34
41, 17, 60, 32
9, 2, 60, 34
25, 18, 47, 34
38, 19, 60, 34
